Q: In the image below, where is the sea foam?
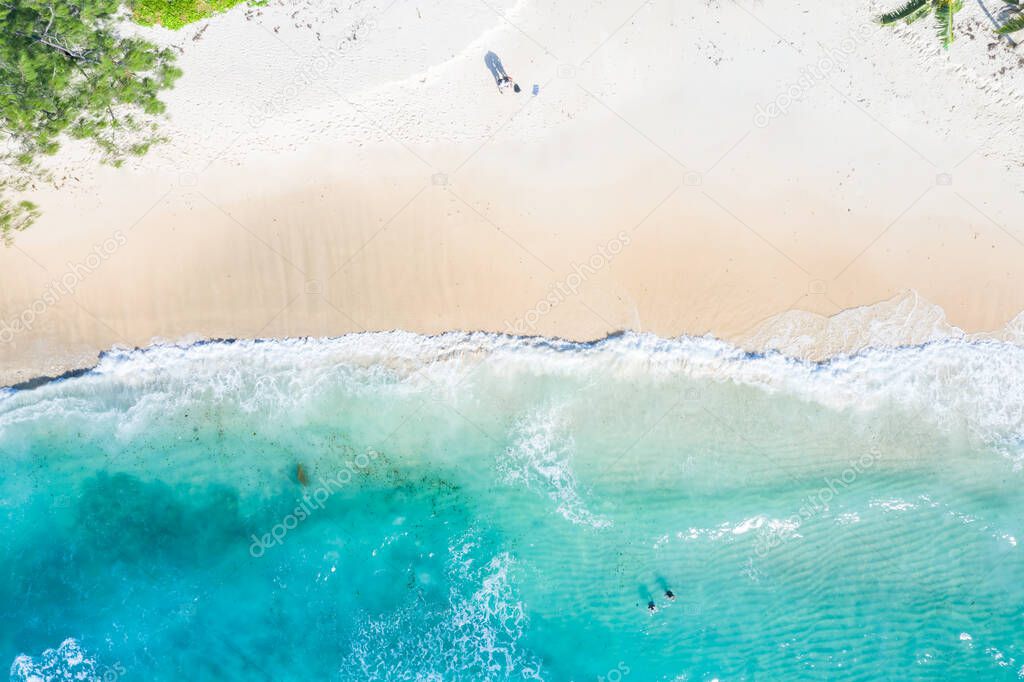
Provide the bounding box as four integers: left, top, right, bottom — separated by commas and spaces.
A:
9, 639, 97, 682
3, 329, 1023, 463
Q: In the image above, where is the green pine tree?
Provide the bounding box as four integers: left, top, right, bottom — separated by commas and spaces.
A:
0, 0, 181, 240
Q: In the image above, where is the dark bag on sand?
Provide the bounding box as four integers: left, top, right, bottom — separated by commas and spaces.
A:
513, 83, 521, 93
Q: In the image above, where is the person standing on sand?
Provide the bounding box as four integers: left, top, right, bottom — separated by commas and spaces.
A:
485, 51, 521, 94
498, 76, 521, 94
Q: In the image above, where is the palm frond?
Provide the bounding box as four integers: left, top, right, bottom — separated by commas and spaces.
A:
997, 11, 1024, 32
880, 0, 929, 24
934, 0, 960, 47
906, 4, 932, 23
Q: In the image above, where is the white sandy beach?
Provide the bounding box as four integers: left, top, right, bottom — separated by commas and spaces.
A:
1, 0, 1023, 384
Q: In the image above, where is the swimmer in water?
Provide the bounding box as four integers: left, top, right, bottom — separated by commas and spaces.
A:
665, 590, 676, 600
648, 600, 657, 613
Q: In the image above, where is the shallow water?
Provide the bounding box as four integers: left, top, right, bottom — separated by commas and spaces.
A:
3, 333, 1023, 681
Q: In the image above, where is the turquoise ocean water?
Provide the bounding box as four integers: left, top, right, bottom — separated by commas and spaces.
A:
2, 332, 1023, 681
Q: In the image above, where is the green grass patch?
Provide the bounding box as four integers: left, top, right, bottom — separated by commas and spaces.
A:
132, 0, 250, 29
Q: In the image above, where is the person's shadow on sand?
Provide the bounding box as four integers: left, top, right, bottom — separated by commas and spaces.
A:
484, 51, 510, 86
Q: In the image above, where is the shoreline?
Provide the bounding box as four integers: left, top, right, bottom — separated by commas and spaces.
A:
3, 293, 1023, 390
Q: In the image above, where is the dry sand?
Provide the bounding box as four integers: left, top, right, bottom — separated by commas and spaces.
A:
2, 0, 1023, 384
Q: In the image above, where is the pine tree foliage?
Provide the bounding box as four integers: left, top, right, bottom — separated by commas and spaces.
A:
0, 0, 181, 239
